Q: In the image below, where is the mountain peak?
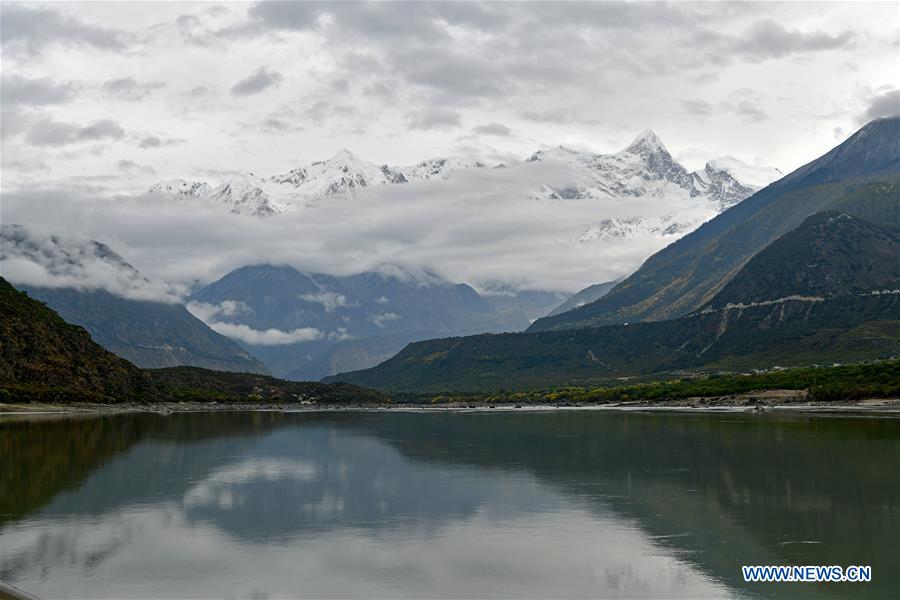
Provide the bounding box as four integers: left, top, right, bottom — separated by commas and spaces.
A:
526, 145, 583, 162
623, 129, 667, 155
328, 148, 362, 164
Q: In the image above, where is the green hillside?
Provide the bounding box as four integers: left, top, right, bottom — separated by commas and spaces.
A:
703, 210, 900, 308
327, 293, 900, 392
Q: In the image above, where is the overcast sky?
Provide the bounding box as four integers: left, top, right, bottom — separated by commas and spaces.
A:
1, 1, 898, 294
2, 1, 897, 193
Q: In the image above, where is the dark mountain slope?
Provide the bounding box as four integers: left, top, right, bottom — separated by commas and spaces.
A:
23, 287, 270, 374
529, 118, 900, 331
328, 205, 900, 392
188, 264, 548, 379
1, 225, 268, 374
0, 277, 157, 401
548, 279, 620, 317
326, 294, 900, 392
0, 277, 387, 404
704, 211, 899, 309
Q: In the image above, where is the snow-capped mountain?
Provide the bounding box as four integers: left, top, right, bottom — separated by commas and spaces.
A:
269, 149, 408, 192
527, 131, 782, 241
529, 130, 776, 206
147, 179, 213, 199
147, 150, 491, 216
145, 133, 781, 232
399, 156, 489, 181
705, 157, 783, 189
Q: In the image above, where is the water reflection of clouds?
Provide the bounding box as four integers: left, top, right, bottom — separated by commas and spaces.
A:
0, 424, 734, 598
184, 458, 318, 510
1, 504, 732, 599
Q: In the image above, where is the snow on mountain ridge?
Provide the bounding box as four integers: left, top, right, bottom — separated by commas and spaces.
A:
147, 179, 212, 198
706, 156, 783, 189
148, 150, 494, 216
146, 133, 780, 227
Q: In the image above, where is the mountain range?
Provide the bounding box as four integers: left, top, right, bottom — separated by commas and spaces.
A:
147, 150, 491, 216
326, 207, 900, 392
529, 117, 900, 331
187, 264, 567, 380
0, 225, 269, 375
12, 122, 891, 393
146, 132, 782, 237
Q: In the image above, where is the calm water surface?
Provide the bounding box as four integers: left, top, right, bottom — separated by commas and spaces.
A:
1, 409, 898, 599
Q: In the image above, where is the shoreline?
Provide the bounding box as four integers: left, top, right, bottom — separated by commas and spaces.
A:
2, 392, 900, 417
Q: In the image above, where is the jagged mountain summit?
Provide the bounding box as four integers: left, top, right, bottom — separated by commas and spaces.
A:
146, 134, 780, 225
147, 149, 493, 216
525, 130, 779, 204
529, 131, 782, 239
528, 117, 900, 332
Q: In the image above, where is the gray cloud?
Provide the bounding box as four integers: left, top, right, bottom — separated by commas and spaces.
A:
138, 135, 186, 149
257, 117, 294, 134
399, 50, 507, 100
860, 89, 900, 123
520, 108, 576, 125
230, 67, 284, 96
732, 19, 856, 60
0, 224, 183, 303
245, 1, 323, 32
723, 89, 769, 124
117, 159, 156, 175
1, 73, 76, 107
0, 4, 126, 56
683, 100, 714, 116
472, 122, 511, 137
734, 100, 769, 124
302, 101, 359, 125
408, 108, 462, 130
102, 78, 166, 101
25, 118, 125, 146
187, 85, 217, 99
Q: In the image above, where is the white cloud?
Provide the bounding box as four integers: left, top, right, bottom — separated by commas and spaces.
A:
0, 225, 184, 303
328, 327, 354, 341
299, 291, 350, 312
185, 299, 251, 322
1, 158, 723, 293
186, 299, 318, 345
369, 312, 401, 328
206, 322, 323, 346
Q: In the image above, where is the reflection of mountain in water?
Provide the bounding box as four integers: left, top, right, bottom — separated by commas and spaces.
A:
342, 412, 900, 599
2, 411, 899, 598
